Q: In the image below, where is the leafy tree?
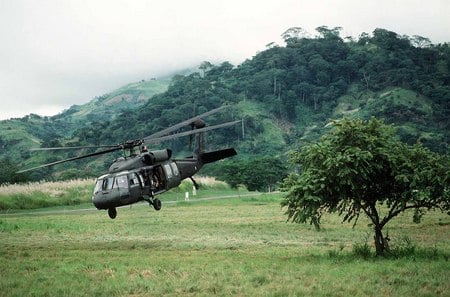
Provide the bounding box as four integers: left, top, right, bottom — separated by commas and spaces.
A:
216, 157, 288, 192
0, 158, 28, 184
282, 118, 449, 256
315, 26, 342, 40
58, 168, 84, 180
199, 61, 213, 77
281, 27, 309, 45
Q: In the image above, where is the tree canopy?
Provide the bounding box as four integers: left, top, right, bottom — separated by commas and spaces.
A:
210, 156, 288, 192
281, 118, 450, 255
0, 158, 27, 184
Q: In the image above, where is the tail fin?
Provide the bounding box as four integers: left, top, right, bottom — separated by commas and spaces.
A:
200, 148, 237, 164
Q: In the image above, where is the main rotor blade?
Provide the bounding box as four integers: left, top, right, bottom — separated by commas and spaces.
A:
144, 120, 241, 145
144, 105, 230, 140
17, 146, 121, 173
30, 145, 119, 151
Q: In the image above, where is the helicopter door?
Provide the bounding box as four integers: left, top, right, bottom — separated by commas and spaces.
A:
163, 161, 181, 189
152, 165, 166, 193
114, 174, 132, 204
128, 172, 142, 202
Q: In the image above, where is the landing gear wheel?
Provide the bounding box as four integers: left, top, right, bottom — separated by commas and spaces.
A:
153, 198, 162, 211
108, 208, 117, 219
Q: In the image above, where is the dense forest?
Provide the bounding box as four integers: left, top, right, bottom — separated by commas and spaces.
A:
0, 26, 449, 188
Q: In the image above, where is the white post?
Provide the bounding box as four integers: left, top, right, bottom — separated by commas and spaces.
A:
185, 191, 189, 201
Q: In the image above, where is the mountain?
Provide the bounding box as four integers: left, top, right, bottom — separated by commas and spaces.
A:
1, 26, 449, 183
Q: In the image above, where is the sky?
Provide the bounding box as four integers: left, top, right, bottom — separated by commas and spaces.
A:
0, 0, 449, 120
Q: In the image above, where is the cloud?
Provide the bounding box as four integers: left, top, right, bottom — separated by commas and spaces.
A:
0, 0, 449, 120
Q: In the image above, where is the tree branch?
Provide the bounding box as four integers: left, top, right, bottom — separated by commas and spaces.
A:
381, 202, 443, 227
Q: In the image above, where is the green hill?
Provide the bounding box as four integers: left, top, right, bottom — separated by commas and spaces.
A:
54, 77, 170, 124
1, 26, 449, 183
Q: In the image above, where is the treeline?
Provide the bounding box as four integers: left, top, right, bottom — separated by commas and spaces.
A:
72, 27, 449, 147
2, 26, 449, 185
230, 26, 449, 124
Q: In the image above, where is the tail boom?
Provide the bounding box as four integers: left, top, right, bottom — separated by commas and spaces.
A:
200, 148, 237, 164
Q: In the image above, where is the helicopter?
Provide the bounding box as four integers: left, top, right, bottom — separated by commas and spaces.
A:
18, 105, 239, 219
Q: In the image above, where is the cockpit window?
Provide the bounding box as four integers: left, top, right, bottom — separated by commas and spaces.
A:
94, 180, 102, 194
103, 177, 114, 190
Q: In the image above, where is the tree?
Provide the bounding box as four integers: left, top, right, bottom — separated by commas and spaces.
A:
281, 27, 309, 46
199, 61, 213, 77
281, 118, 449, 256
216, 157, 288, 192
315, 26, 342, 40
410, 35, 431, 48
0, 158, 28, 184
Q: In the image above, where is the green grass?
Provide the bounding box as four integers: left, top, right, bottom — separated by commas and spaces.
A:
0, 193, 449, 296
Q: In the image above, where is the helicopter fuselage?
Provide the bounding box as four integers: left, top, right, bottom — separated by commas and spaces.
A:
92, 149, 201, 212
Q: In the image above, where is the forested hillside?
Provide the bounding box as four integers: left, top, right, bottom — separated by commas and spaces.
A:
1, 26, 449, 185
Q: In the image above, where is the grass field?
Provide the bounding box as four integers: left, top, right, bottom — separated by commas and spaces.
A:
1, 192, 449, 296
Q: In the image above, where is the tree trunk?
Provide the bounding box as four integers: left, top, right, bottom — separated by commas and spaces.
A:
365, 204, 388, 256
273, 76, 277, 95
374, 225, 387, 256
362, 72, 370, 91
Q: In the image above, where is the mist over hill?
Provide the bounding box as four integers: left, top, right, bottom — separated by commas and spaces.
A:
1, 26, 449, 183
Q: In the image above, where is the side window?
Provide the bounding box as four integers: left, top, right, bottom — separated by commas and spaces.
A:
129, 173, 140, 186
115, 175, 128, 189
170, 162, 179, 176
164, 164, 173, 179
137, 173, 144, 185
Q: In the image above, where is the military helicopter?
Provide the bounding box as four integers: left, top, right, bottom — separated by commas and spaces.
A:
19, 105, 239, 219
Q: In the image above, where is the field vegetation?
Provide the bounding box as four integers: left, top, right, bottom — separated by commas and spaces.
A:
0, 177, 241, 212
1, 192, 448, 296
0, 179, 94, 211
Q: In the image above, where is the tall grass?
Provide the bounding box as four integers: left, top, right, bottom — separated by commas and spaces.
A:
0, 179, 94, 196
0, 179, 95, 210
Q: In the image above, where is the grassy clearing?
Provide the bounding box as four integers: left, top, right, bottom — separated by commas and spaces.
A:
0, 177, 238, 211
0, 193, 448, 296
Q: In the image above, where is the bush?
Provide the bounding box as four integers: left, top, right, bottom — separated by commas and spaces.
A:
385, 236, 442, 259
352, 241, 373, 259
